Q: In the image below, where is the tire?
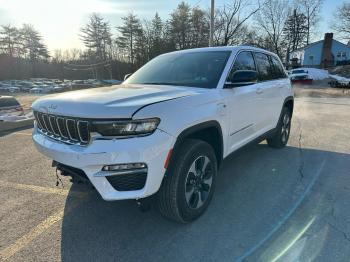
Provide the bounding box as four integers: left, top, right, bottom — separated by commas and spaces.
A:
267, 106, 292, 148
157, 139, 217, 223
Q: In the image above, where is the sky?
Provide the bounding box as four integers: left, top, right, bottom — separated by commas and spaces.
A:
0, 0, 344, 52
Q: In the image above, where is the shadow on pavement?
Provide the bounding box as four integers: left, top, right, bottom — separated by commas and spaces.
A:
60, 144, 350, 262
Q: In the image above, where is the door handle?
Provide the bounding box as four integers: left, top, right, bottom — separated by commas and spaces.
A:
256, 87, 263, 94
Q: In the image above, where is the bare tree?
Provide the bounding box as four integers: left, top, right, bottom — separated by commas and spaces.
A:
213, 0, 260, 46
255, 0, 289, 57
297, 0, 323, 44
332, 2, 350, 41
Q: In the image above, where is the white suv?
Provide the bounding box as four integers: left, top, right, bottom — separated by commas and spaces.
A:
32, 46, 293, 223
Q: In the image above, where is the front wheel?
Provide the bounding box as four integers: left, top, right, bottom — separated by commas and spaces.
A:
267, 107, 292, 148
157, 139, 217, 223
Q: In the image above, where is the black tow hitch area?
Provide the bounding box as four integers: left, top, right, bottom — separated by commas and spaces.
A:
52, 161, 90, 185
136, 197, 153, 212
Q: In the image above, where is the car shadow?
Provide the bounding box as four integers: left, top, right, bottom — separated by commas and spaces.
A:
60, 143, 350, 262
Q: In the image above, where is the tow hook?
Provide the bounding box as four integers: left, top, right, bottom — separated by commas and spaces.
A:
136, 197, 152, 212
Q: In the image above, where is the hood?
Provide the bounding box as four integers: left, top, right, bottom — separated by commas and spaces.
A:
31, 84, 203, 118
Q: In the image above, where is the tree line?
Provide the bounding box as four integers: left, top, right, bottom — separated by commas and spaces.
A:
0, 0, 349, 80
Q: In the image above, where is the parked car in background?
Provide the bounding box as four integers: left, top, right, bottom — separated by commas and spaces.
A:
30, 84, 55, 94
288, 69, 313, 84
7, 86, 21, 93
0, 96, 24, 118
0, 78, 120, 94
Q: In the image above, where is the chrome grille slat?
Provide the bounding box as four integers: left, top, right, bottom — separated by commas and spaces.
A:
34, 111, 89, 146
77, 121, 90, 143
41, 114, 51, 133
34, 112, 43, 129
56, 117, 68, 139
37, 113, 45, 131
49, 116, 60, 136
66, 119, 78, 141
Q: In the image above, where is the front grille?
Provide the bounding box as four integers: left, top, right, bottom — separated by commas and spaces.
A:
34, 111, 90, 145
106, 172, 147, 191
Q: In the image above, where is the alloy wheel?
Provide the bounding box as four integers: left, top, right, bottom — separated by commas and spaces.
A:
184, 156, 213, 209
281, 113, 291, 143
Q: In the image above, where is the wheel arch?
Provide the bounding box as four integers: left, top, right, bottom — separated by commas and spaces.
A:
171, 121, 224, 169
283, 96, 294, 115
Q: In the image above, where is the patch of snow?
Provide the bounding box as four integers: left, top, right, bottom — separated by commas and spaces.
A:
0, 115, 27, 122
303, 68, 329, 80
0, 112, 33, 122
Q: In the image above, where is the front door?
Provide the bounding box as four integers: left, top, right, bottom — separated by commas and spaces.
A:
224, 51, 262, 153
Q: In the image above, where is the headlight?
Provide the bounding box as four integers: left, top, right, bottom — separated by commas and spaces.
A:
91, 118, 160, 137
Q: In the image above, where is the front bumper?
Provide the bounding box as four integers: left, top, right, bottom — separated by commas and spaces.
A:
32, 125, 175, 200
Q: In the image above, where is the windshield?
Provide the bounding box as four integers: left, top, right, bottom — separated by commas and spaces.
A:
124, 51, 231, 89
292, 69, 306, 74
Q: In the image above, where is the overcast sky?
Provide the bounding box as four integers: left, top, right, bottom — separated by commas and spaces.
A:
0, 0, 342, 52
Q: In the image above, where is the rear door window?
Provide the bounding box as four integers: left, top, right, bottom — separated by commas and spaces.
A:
271, 56, 287, 79
253, 52, 274, 81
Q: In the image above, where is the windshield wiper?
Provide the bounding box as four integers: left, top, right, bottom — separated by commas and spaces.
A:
140, 82, 181, 86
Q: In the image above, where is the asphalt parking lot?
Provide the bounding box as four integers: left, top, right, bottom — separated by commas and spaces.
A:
1, 93, 350, 261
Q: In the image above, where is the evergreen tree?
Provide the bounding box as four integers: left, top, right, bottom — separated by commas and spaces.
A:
282, 9, 308, 55
116, 13, 143, 66
80, 13, 112, 61
20, 24, 49, 61
170, 2, 192, 49
0, 25, 20, 57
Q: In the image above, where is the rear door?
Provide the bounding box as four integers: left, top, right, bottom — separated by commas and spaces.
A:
269, 55, 289, 125
252, 52, 280, 130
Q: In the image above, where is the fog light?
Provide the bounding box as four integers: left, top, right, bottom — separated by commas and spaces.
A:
102, 163, 147, 171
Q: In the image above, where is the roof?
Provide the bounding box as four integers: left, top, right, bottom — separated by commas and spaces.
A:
292, 40, 323, 52
292, 39, 350, 53
163, 45, 279, 57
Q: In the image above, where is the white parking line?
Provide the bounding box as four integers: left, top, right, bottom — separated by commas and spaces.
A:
0, 180, 87, 198
0, 198, 85, 261
0, 180, 88, 260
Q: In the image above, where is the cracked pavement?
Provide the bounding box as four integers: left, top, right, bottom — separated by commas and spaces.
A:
0, 90, 350, 262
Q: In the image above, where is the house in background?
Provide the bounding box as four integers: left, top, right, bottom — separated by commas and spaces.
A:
289, 33, 350, 68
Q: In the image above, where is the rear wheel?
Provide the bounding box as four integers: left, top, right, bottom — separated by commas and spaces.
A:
157, 139, 217, 223
267, 106, 291, 148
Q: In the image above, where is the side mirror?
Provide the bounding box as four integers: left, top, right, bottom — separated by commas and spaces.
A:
225, 70, 258, 88
124, 73, 132, 81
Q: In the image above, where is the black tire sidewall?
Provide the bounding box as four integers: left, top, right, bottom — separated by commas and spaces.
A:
279, 107, 291, 146
175, 140, 217, 222
267, 106, 292, 148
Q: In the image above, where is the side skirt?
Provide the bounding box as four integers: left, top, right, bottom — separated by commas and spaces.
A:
221, 127, 277, 165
